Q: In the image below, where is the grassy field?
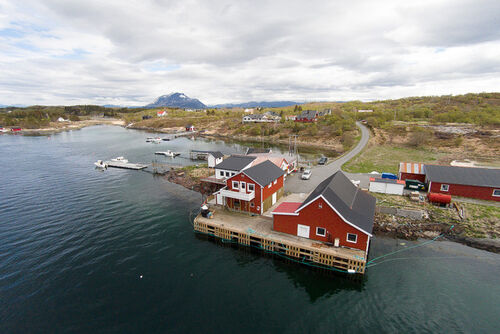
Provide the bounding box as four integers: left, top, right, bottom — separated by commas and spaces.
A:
343, 144, 443, 174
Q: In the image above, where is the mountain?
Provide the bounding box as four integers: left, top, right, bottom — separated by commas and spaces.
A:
145, 93, 206, 109
210, 101, 301, 108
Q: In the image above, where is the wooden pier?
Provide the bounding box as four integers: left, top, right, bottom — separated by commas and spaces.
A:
105, 161, 148, 170
193, 207, 367, 274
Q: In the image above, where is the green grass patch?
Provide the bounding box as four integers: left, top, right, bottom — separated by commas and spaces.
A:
343, 144, 441, 174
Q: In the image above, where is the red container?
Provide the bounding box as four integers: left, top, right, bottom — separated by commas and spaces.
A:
427, 192, 451, 204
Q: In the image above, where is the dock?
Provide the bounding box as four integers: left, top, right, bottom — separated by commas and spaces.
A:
105, 161, 148, 170
193, 207, 367, 274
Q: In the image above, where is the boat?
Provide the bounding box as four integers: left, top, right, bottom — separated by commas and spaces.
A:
94, 160, 108, 169
111, 156, 129, 163
155, 150, 180, 157
161, 138, 171, 141
146, 137, 162, 143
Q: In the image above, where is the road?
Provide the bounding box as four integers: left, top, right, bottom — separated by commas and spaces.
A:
285, 121, 371, 193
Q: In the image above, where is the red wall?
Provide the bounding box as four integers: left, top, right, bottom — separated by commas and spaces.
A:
273, 197, 369, 252
429, 182, 500, 202
400, 172, 426, 182
225, 173, 284, 214
262, 175, 284, 201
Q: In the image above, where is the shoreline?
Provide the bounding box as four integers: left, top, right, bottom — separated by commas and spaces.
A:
3, 118, 125, 136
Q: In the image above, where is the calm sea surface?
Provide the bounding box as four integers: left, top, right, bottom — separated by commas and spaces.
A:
0, 125, 499, 333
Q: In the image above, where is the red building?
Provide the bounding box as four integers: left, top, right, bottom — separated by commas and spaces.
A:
425, 165, 500, 202
272, 171, 376, 254
294, 110, 318, 122
398, 162, 426, 182
219, 160, 285, 215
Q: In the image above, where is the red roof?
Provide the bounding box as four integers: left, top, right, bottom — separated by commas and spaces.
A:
272, 202, 302, 214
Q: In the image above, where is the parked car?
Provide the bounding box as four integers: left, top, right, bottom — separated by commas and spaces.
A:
301, 169, 312, 180
381, 172, 398, 180
405, 179, 426, 191
318, 157, 328, 165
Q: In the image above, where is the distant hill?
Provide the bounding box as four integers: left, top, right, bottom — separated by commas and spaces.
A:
211, 101, 301, 108
145, 93, 206, 109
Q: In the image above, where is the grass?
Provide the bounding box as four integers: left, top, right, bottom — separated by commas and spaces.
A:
343, 144, 441, 174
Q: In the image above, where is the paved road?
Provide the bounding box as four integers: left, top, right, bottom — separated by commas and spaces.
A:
285, 121, 371, 193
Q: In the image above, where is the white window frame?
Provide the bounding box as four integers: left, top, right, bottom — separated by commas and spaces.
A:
248, 183, 255, 192
268, 183, 271, 188
231, 172, 236, 176
318, 203, 322, 209
347, 233, 357, 243
225, 171, 230, 177
440, 184, 449, 192
232, 181, 239, 189
316, 227, 326, 237
493, 189, 500, 197
240, 181, 246, 191
273, 179, 277, 185
219, 171, 224, 177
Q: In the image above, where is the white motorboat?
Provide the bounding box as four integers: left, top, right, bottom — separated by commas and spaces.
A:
111, 156, 129, 163
155, 150, 180, 157
147, 137, 162, 143
94, 160, 108, 169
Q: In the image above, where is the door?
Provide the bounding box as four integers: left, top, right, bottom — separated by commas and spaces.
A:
272, 192, 277, 205
334, 238, 340, 247
297, 224, 310, 238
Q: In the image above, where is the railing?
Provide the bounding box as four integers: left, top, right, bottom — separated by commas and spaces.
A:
219, 189, 255, 201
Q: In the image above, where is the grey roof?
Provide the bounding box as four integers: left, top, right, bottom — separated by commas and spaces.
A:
298, 171, 376, 235
244, 114, 264, 119
246, 147, 272, 154
297, 110, 318, 120
191, 150, 224, 159
215, 155, 256, 171
243, 160, 285, 186
425, 165, 500, 188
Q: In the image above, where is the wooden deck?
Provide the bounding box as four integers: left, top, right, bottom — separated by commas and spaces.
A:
105, 161, 148, 170
194, 207, 367, 274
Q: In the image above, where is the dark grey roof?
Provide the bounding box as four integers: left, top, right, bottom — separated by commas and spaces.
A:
246, 147, 272, 154
425, 165, 500, 188
191, 150, 224, 159
243, 160, 285, 186
214, 155, 256, 171
298, 171, 376, 235
244, 114, 264, 119
209, 151, 224, 159
297, 110, 318, 120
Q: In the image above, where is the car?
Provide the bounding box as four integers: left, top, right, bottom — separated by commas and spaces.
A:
301, 169, 312, 180
318, 157, 328, 165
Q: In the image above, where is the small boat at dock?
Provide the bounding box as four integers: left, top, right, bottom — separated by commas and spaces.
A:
155, 150, 181, 157
111, 156, 129, 163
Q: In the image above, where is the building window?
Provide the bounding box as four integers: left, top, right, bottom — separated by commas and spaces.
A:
318, 203, 322, 209
440, 184, 449, 192
225, 171, 230, 177
240, 181, 246, 191
231, 172, 235, 176
493, 189, 500, 197
248, 183, 255, 192
273, 179, 277, 185
219, 171, 224, 177
316, 227, 326, 237
250, 202, 255, 208
232, 181, 239, 189
347, 233, 357, 243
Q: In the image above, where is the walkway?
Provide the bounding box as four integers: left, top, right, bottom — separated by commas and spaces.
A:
285, 121, 370, 193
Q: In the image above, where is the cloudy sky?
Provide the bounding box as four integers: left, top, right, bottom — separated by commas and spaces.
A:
1, 0, 499, 106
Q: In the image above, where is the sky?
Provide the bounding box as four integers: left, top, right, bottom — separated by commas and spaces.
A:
0, 0, 499, 106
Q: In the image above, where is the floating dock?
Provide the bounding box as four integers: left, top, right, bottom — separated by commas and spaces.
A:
193, 207, 367, 274
105, 161, 148, 170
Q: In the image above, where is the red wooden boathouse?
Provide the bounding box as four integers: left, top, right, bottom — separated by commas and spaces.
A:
272, 171, 376, 253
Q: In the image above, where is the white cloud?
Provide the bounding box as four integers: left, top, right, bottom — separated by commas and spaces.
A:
0, 0, 499, 105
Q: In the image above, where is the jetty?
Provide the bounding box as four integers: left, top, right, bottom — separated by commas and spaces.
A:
194, 207, 367, 274
105, 160, 148, 170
